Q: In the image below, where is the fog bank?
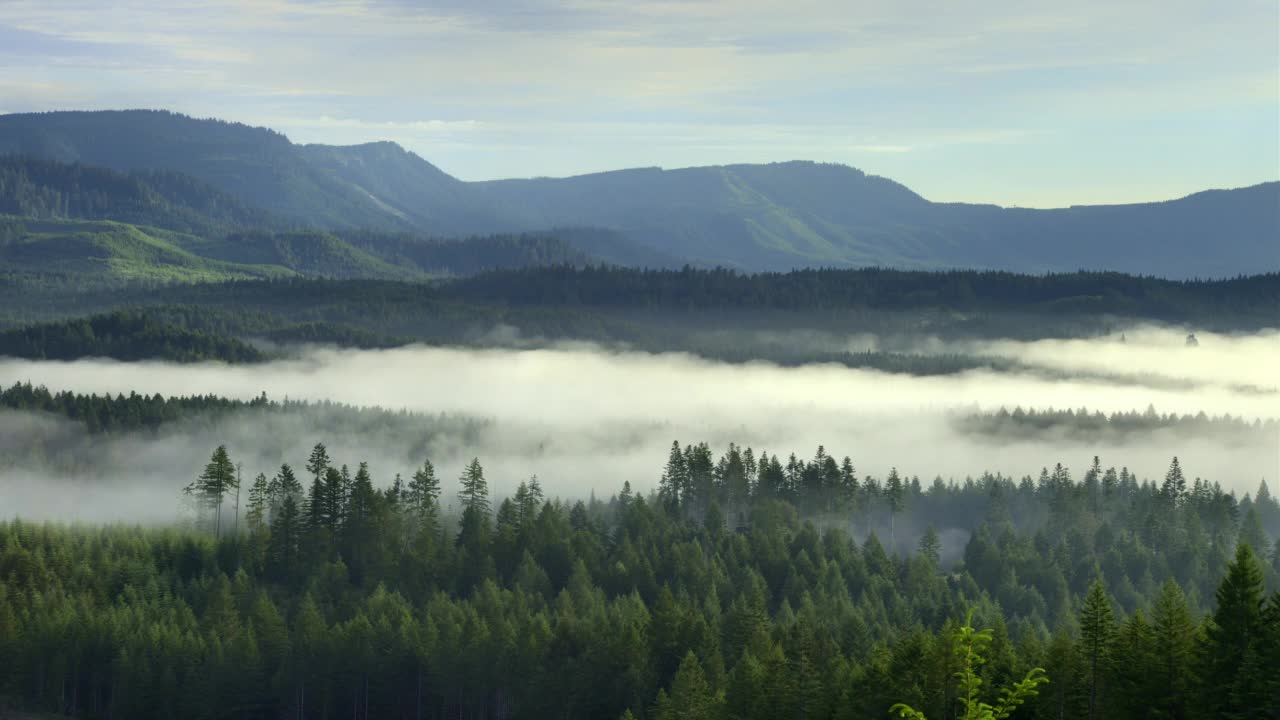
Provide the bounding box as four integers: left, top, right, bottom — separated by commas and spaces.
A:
1, 328, 1276, 522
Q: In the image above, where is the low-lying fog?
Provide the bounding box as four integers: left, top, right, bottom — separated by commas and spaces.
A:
1, 327, 1276, 523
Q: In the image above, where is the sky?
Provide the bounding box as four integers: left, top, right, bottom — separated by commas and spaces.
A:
0, 0, 1276, 207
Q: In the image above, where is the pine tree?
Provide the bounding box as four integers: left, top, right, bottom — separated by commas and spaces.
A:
1112, 609, 1155, 720
270, 463, 301, 516
267, 492, 301, 579
322, 466, 346, 534
1078, 579, 1116, 720
1150, 580, 1194, 720
655, 651, 719, 720
918, 525, 942, 567
185, 445, 236, 538
343, 462, 378, 581
305, 475, 325, 535
406, 458, 441, 536
306, 443, 330, 483
245, 473, 269, 533
1102, 467, 1119, 497
885, 468, 905, 549
659, 441, 687, 512
1237, 506, 1267, 555
1162, 457, 1186, 505
1199, 543, 1268, 719
458, 458, 490, 515
838, 456, 859, 511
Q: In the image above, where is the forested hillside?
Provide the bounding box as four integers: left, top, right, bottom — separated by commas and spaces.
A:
0, 217, 622, 288
0, 433, 1276, 719
2, 110, 1275, 277
0, 156, 280, 237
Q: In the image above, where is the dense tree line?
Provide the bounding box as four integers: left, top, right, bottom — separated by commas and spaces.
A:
1, 439, 1277, 719
0, 311, 265, 363
447, 266, 1280, 325
336, 230, 592, 276
3, 267, 1277, 363
0, 383, 482, 440
955, 405, 1280, 443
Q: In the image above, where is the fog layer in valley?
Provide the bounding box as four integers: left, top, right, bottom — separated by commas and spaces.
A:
1, 327, 1276, 523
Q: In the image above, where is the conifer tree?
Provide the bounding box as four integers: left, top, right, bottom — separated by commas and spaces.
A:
185, 445, 236, 538
1078, 579, 1117, 720
458, 457, 489, 515
1199, 543, 1268, 719
306, 443, 330, 484
654, 651, 719, 720
267, 492, 301, 578
1150, 580, 1194, 720
918, 525, 942, 567
1162, 457, 1186, 505
245, 472, 270, 533
1237, 506, 1267, 555
268, 463, 300, 516
885, 468, 905, 548
659, 441, 687, 512
406, 458, 441, 536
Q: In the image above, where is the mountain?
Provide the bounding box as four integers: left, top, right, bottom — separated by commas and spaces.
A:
0, 110, 411, 230
2, 110, 1276, 278
298, 141, 501, 234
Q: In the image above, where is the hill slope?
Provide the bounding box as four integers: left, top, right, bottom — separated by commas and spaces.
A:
0, 155, 279, 237
0, 217, 618, 286
2, 110, 1275, 277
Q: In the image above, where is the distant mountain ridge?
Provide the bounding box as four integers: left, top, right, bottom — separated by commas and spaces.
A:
1, 109, 1276, 278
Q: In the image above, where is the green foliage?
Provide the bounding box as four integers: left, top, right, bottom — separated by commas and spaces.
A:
890, 611, 1048, 720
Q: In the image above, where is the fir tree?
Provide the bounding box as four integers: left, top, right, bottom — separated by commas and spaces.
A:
918, 525, 942, 567
1199, 543, 1268, 719
1078, 579, 1117, 720
185, 445, 236, 538
458, 457, 489, 515
1150, 580, 1194, 720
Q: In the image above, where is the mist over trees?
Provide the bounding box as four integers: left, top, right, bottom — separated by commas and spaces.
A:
2, 434, 1277, 719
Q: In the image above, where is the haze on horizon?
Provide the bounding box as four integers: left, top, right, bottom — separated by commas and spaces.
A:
0, 0, 1275, 209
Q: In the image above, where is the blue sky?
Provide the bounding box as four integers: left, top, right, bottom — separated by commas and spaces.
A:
0, 0, 1275, 207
